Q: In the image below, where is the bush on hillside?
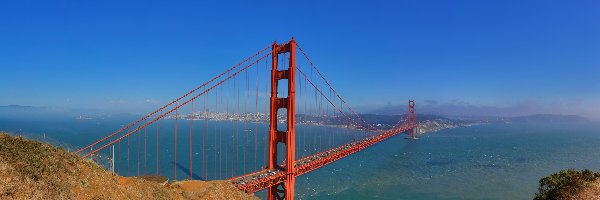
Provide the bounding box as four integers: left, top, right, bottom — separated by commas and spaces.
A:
534, 169, 600, 200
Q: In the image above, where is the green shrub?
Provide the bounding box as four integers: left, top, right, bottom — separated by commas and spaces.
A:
534, 169, 600, 200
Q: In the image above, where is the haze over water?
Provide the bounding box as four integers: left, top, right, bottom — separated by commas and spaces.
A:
2, 116, 599, 199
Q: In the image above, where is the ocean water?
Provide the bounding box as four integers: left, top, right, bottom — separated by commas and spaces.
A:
1, 117, 599, 200
0, 116, 369, 180
291, 122, 600, 200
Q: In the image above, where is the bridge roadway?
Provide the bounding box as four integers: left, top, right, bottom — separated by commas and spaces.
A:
231, 125, 415, 194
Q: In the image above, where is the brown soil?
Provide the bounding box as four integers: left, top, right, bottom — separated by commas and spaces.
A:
0, 132, 258, 200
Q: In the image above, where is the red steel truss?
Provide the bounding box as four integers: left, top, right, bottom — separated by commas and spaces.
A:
231, 122, 416, 194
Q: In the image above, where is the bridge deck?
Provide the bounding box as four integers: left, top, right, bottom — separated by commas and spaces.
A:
231, 125, 414, 193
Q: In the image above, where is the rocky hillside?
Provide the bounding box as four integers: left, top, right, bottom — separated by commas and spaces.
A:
0, 132, 257, 200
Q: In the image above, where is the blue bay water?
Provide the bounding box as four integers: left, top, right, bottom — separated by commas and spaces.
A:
292, 122, 600, 200
1, 117, 599, 199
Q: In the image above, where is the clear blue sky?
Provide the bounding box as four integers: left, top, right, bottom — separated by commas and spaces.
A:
1, 1, 598, 119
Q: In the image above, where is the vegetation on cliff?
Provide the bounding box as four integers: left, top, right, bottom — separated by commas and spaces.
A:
0, 132, 257, 200
534, 169, 600, 200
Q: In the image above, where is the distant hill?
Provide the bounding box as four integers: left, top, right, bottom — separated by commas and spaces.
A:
0, 105, 44, 111
0, 105, 141, 120
510, 114, 588, 123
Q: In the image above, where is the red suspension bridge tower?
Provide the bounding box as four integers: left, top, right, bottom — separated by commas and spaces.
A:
268, 38, 297, 200
407, 100, 417, 139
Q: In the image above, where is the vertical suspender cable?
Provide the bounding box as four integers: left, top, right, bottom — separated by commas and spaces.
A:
190, 98, 194, 180
174, 102, 178, 180
254, 58, 259, 171
213, 87, 217, 179
204, 95, 208, 179
225, 98, 229, 178
303, 75, 307, 157
264, 57, 268, 169
144, 125, 147, 175
236, 73, 240, 175
244, 69, 248, 174
156, 110, 160, 176
137, 130, 140, 176
219, 84, 223, 179
118, 140, 121, 174
127, 130, 130, 176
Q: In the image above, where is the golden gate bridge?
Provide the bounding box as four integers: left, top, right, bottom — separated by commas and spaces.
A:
75, 38, 417, 200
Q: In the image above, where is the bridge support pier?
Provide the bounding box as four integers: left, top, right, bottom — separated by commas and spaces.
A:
268, 38, 297, 200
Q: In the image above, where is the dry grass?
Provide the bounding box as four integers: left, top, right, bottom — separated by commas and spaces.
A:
0, 132, 257, 200
574, 179, 600, 200
171, 180, 258, 200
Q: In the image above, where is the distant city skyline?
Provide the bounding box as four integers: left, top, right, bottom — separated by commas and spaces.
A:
0, 1, 598, 120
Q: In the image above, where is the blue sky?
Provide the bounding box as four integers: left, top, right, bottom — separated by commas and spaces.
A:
0, 0, 598, 119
